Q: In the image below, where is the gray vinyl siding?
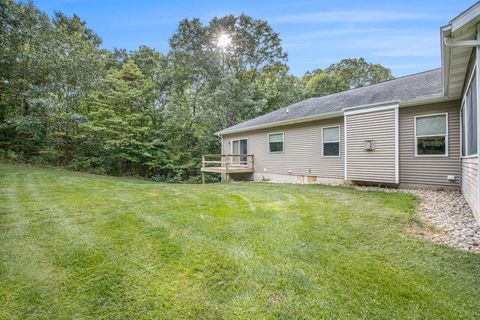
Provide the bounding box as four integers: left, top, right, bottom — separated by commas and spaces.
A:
462, 157, 479, 220
399, 101, 461, 187
346, 108, 397, 183
222, 117, 344, 179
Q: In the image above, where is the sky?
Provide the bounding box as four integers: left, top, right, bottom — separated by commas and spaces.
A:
34, 0, 475, 77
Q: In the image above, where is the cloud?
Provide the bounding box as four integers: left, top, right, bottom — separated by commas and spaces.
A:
281, 27, 390, 49
388, 63, 439, 70
281, 28, 439, 56
272, 10, 442, 24
288, 27, 393, 40
349, 34, 439, 58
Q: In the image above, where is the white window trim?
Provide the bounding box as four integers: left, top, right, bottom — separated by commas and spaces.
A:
321, 125, 341, 157
344, 116, 348, 180
414, 113, 449, 157
267, 132, 285, 153
461, 101, 466, 158
230, 138, 248, 154
460, 64, 478, 158
395, 106, 399, 184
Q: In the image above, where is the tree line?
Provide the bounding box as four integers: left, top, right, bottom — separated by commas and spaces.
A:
0, 0, 393, 182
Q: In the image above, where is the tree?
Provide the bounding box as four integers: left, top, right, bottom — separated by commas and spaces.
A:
326, 58, 394, 89
76, 60, 160, 175
0, 1, 395, 182
158, 13, 298, 174
44, 11, 105, 163
303, 70, 348, 98
0, 1, 105, 163
0, 0, 52, 156
167, 14, 290, 125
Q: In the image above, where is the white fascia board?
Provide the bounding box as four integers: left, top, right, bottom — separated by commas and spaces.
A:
451, 2, 480, 33
216, 111, 343, 136
343, 100, 399, 113
442, 27, 452, 98
400, 95, 455, 108
344, 102, 399, 116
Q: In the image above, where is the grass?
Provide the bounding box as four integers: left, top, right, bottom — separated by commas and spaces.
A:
0, 164, 479, 319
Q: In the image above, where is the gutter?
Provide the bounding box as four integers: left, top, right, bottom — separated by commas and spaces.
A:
218, 101, 402, 136
442, 32, 480, 98
443, 37, 480, 47
399, 95, 455, 107
217, 95, 457, 136
215, 110, 344, 136
342, 100, 399, 112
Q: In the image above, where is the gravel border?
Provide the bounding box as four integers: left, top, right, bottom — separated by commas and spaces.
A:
355, 186, 480, 254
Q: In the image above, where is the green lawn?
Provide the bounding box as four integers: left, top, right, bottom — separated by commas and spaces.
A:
0, 164, 479, 319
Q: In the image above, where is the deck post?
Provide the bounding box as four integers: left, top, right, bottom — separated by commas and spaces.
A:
201, 155, 205, 184
225, 158, 230, 183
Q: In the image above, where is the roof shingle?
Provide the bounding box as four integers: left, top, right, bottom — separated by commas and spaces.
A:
219, 69, 443, 134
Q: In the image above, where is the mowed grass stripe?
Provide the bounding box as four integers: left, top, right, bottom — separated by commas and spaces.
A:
0, 164, 479, 319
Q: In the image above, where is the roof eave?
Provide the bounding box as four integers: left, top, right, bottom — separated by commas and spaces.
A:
216, 110, 344, 136
450, 2, 480, 33
399, 94, 456, 107
217, 94, 453, 136
441, 26, 452, 98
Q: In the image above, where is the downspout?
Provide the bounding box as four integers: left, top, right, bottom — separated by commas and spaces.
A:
217, 133, 225, 182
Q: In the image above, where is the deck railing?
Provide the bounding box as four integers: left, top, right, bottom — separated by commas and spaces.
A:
201, 154, 254, 183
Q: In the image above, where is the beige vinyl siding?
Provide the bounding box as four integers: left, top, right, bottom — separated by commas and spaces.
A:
462, 157, 479, 220
346, 108, 397, 183
222, 117, 344, 179
399, 101, 461, 187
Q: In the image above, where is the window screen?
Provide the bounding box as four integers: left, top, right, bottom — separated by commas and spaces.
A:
415, 114, 447, 156
461, 103, 466, 157
462, 72, 478, 157
467, 74, 478, 156
268, 133, 284, 152
323, 127, 340, 156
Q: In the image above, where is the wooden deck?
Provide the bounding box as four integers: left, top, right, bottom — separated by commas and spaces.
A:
201, 154, 254, 183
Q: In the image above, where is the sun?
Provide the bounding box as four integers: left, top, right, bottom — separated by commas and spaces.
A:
216, 33, 232, 49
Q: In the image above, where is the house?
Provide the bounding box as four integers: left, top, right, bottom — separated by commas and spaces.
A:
203, 3, 480, 224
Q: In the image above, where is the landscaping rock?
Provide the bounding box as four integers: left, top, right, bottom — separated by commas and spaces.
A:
355, 186, 480, 254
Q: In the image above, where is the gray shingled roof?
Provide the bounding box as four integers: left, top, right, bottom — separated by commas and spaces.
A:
219, 69, 443, 134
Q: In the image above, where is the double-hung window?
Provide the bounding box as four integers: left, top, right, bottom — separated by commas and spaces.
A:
268, 133, 284, 152
415, 114, 448, 156
461, 70, 478, 157
322, 126, 340, 157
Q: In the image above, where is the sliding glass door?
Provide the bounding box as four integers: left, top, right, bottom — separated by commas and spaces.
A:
231, 139, 248, 165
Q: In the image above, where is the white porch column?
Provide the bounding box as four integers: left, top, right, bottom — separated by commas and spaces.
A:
476, 25, 480, 221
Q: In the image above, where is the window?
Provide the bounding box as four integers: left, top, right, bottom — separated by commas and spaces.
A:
461, 71, 478, 157
322, 126, 340, 156
268, 133, 284, 152
415, 114, 448, 156
461, 101, 466, 157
